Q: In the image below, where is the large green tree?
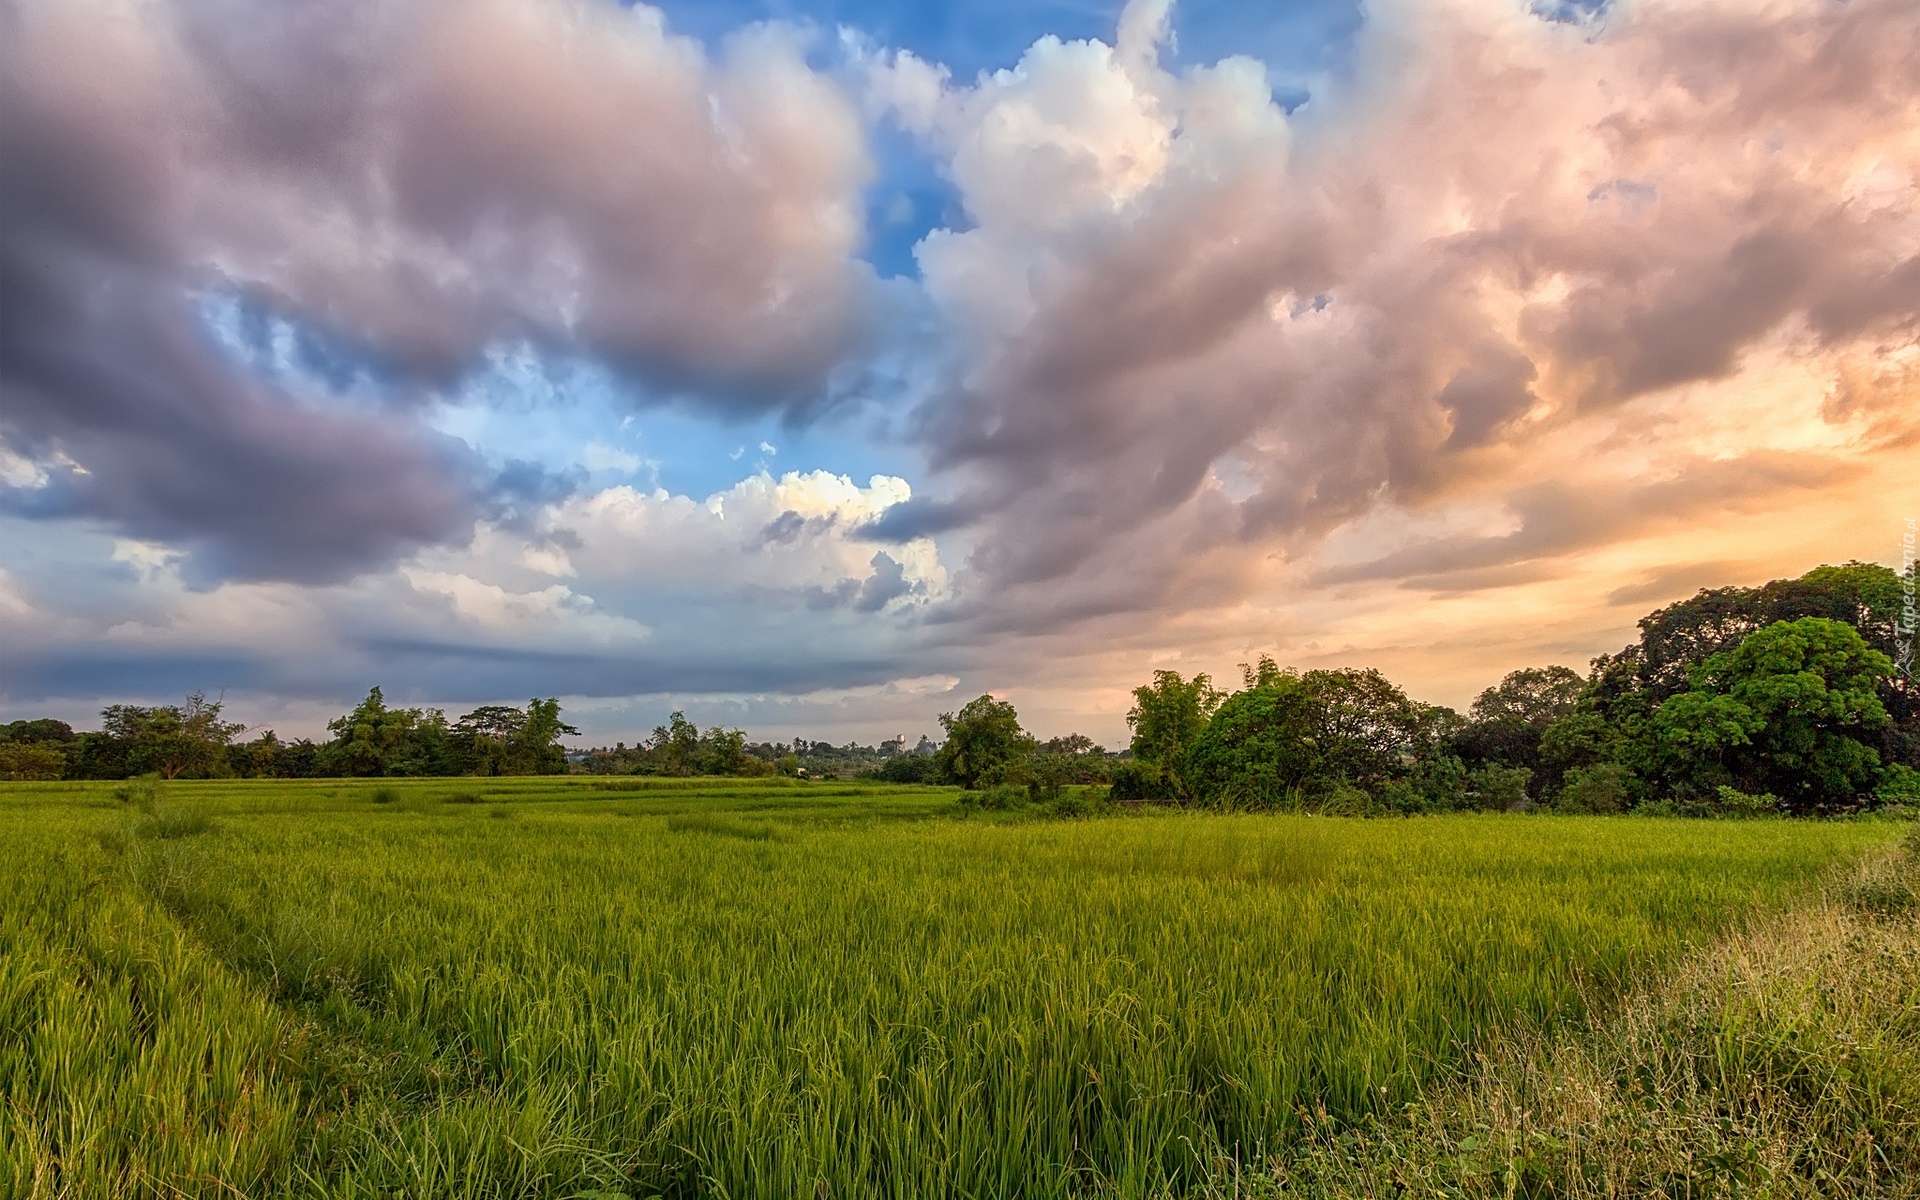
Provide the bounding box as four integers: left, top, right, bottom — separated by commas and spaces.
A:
1124, 670, 1223, 798
1651, 617, 1892, 812
935, 695, 1033, 790
648, 712, 701, 776
1184, 667, 1437, 808
97, 693, 245, 779
451, 698, 579, 775
0, 718, 74, 781
324, 687, 450, 777
1452, 665, 1585, 790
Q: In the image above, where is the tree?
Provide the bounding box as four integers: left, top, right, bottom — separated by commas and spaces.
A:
1042, 733, 1099, 757
1609, 563, 1915, 771
1651, 617, 1892, 812
1467, 666, 1585, 727
0, 717, 74, 780
1, 718, 75, 745
699, 727, 748, 776
872, 753, 939, 783
649, 712, 701, 776
229, 729, 282, 778
1125, 670, 1223, 798
451, 698, 577, 775
1184, 667, 1435, 808
324, 687, 450, 777
65, 732, 128, 780
935, 695, 1032, 790
0, 741, 66, 780
1452, 665, 1585, 790
98, 692, 245, 779
518, 698, 578, 774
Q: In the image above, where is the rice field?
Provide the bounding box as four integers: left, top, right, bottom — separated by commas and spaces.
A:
0, 778, 1895, 1199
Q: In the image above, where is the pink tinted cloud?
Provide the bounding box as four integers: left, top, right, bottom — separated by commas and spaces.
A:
877, 0, 1920, 634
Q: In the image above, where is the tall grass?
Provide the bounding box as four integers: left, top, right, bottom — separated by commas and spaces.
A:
0, 778, 1896, 1199
1263, 826, 1920, 1197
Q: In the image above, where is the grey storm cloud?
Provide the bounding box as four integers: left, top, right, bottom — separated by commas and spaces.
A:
0, 0, 877, 583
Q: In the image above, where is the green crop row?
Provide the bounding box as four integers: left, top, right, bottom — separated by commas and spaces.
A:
0, 779, 1894, 1198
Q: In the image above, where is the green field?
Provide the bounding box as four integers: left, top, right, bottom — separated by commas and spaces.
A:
0, 779, 1896, 1198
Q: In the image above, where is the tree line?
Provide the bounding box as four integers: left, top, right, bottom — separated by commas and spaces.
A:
0, 688, 577, 780
1, 560, 1913, 814
1102, 561, 1917, 817
836, 561, 1916, 817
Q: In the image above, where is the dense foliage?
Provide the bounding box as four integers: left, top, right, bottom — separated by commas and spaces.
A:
1114, 561, 1918, 816
6, 688, 580, 781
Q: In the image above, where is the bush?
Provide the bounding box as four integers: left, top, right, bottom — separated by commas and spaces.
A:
1108, 760, 1181, 804
1024, 752, 1077, 806
1318, 781, 1380, 816
0, 741, 66, 781
113, 775, 160, 812
1047, 786, 1106, 819
1371, 778, 1430, 815
1373, 765, 1473, 814
1712, 784, 1782, 818
869, 754, 939, 784
369, 786, 399, 805
1469, 764, 1532, 811
1558, 762, 1631, 814
1879, 763, 1920, 805
959, 783, 1031, 812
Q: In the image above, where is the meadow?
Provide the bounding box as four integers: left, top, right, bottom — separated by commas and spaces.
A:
0, 778, 1900, 1199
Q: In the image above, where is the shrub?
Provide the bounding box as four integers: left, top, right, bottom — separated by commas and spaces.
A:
0, 741, 66, 781
870, 754, 939, 784
1410, 755, 1472, 811
1712, 784, 1781, 818
1372, 778, 1430, 815
1879, 763, 1920, 804
1558, 762, 1631, 814
1469, 764, 1532, 811
959, 783, 1031, 812
369, 786, 399, 805
134, 807, 218, 840
1318, 781, 1380, 816
1108, 759, 1181, 805
1047, 786, 1106, 819
114, 775, 160, 812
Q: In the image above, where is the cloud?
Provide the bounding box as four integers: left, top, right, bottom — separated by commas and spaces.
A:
0, 468, 949, 726
1312, 451, 1860, 590
868, 0, 1920, 632
5, 0, 1920, 741
0, 0, 877, 583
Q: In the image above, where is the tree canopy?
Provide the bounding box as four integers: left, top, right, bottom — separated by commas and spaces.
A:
1651, 617, 1892, 812
935, 695, 1033, 790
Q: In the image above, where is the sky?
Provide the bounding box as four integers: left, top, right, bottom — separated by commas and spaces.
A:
1, 0, 1916, 748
